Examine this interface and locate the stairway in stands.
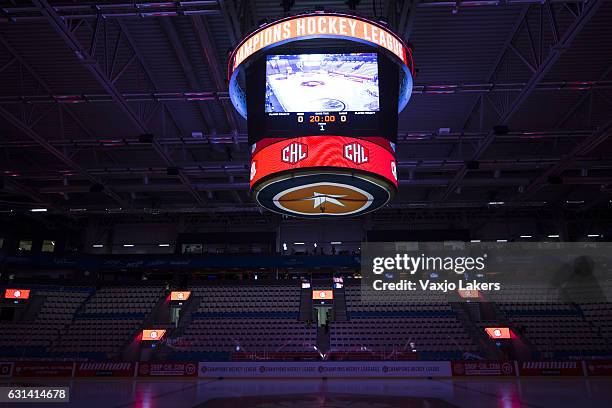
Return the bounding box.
[298,287,313,322]
[451,302,501,359]
[333,285,348,322]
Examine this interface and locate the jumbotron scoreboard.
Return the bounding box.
[228,12,415,218]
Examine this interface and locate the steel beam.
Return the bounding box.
[460,6,530,131]
[1,1,592,23]
[33,0,207,206]
[0,129,597,150]
[520,118,612,199]
[2,177,52,206]
[398,0,420,39]
[1,79,609,105]
[7,155,612,179]
[441,0,603,201]
[0,105,128,207]
[191,15,239,133]
[158,17,217,134]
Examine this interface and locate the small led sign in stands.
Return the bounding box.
[485,327,511,339]
[5,289,30,300]
[142,329,166,341]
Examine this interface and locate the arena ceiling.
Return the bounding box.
[0,0,611,221]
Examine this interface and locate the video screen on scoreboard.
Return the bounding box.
[247,49,398,143]
[265,53,379,113]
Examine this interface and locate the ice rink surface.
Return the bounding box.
[2,378,612,407]
[267,72,379,112]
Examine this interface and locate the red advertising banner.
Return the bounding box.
[13,362,74,377]
[138,362,198,377]
[519,361,584,376]
[584,360,612,376]
[75,362,135,377]
[0,362,13,377]
[452,361,516,376]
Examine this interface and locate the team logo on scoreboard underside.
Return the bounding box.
[281,142,308,164]
[272,182,373,216]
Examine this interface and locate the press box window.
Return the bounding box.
[182,243,202,254]
[42,240,56,253]
[18,240,32,252]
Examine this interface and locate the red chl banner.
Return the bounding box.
[75,362,135,377]
[250,136,397,189]
[485,327,511,339]
[452,361,516,376]
[13,362,74,377]
[519,361,584,376]
[138,362,198,377]
[584,361,612,376]
[4,289,30,300]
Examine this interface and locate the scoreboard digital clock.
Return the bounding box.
[228,12,415,218]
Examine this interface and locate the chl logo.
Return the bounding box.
[344,142,369,165]
[282,142,308,164]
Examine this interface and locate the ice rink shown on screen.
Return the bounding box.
[265,53,379,113]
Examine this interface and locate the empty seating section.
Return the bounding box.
[331,317,477,355]
[51,319,142,358]
[581,303,612,340]
[499,302,611,355]
[509,316,606,354]
[51,286,163,358]
[192,284,300,315]
[178,284,315,354]
[344,285,455,315]
[82,286,161,315]
[179,318,316,353]
[337,285,476,358]
[0,287,91,355]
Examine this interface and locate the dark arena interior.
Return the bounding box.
[1,1,612,407]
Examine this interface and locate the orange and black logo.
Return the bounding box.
[254,173,393,218]
[273,183,372,216]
